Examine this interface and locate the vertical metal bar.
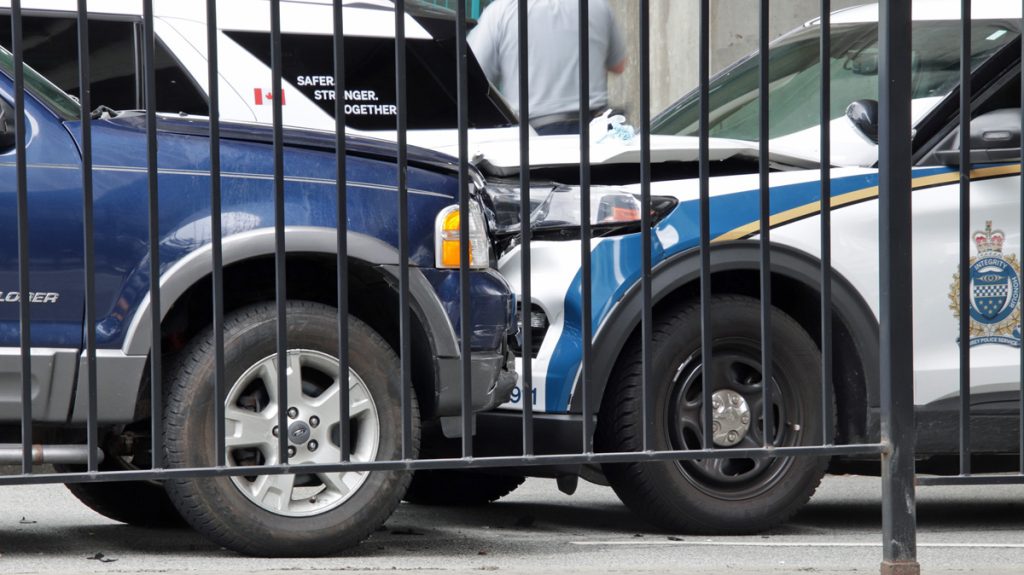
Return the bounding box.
[395,0,413,460]
[11,0,31,474]
[207,0,226,468]
[819,0,833,445]
[639,0,653,452]
[698,0,713,450]
[142,0,163,470]
[270,0,289,465]
[579,0,593,454]
[76,0,98,473]
[517,0,534,457]
[1019,0,1024,477]
[878,0,919,571]
[132,25,143,108]
[957,0,972,477]
[456,0,473,455]
[757,0,772,449]
[333,0,350,463]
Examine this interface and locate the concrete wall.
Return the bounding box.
[606,0,866,122]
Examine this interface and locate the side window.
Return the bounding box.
[0,15,207,116]
[153,40,208,116]
[0,16,138,111]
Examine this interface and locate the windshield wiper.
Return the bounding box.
[90,105,120,120]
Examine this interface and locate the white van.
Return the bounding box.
[0,0,517,148]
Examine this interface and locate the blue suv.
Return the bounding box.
[0,48,516,556]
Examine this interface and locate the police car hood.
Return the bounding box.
[472,134,821,176]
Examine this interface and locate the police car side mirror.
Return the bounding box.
[0,98,15,151]
[935,108,1022,167]
[846,99,879,144]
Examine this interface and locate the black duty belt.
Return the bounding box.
[530,108,605,129]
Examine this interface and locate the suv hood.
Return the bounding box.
[107,112,461,175]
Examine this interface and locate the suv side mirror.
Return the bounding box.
[846,99,879,144]
[0,98,14,151]
[934,108,1022,166]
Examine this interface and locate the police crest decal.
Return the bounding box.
[949,220,1023,347]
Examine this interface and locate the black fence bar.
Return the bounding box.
[638,0,653,452]
[918,473,1024,486]
[578,0,593,454]
[11,0,30,474]
[270,0,289,465]
[76,0,98,473]
[957,0,972,477]
[757,0,772,450]
[142,0,163,471]
[0,0,941,568]
[819,0,833,446]
[394,0,413,461]
[206,0,226,469]
[1020,0,1024,476]
[0,442,889,487]
[333,0,350,463]
[517,0,533,457]
[878,0,919,571]
[455,0,473,453]
[698,0,712,450]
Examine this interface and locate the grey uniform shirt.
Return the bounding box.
[468,0,626,120]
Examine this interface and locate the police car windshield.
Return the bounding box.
[651,19,1020,141]
[0,45,80,120]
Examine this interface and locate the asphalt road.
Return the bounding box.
[1,472,1023,574]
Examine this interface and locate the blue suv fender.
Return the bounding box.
[69,226,460,423]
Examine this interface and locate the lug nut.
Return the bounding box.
[731,395,741,406]
[741,414,750,425]
[712,398,722,409]
[287,446,297,458]
[712,421,721,433]
[272,426,280,437]
[727,431,739,442]
[287,407,299,419]
[308,440,319,452]
[309,416,320,428]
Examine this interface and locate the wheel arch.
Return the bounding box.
[570,241,879,445]
[120,226,457,421]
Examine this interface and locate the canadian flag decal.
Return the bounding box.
[254,88,286,106]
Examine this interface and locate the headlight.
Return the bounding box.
[484,182,678,235]
[435,200,491,269]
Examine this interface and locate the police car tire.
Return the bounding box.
[597,295,830,534]
[403,470,526,506]
[163,301,418,557]
[56,461,185,528]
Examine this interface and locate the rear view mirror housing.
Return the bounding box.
[846,99,879,144]
[934,108,1022,166]
[0,98,15,151]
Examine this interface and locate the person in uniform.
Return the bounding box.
[469,0,627,135]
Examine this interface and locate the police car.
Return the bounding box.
[0,0,516,148]
[438,0,1024,533]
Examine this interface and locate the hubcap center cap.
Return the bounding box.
[288,420,311,445]
[711,389,750,447]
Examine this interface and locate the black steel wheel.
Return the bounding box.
[597,295,830,534]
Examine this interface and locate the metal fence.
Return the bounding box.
[4,0,1023,573]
